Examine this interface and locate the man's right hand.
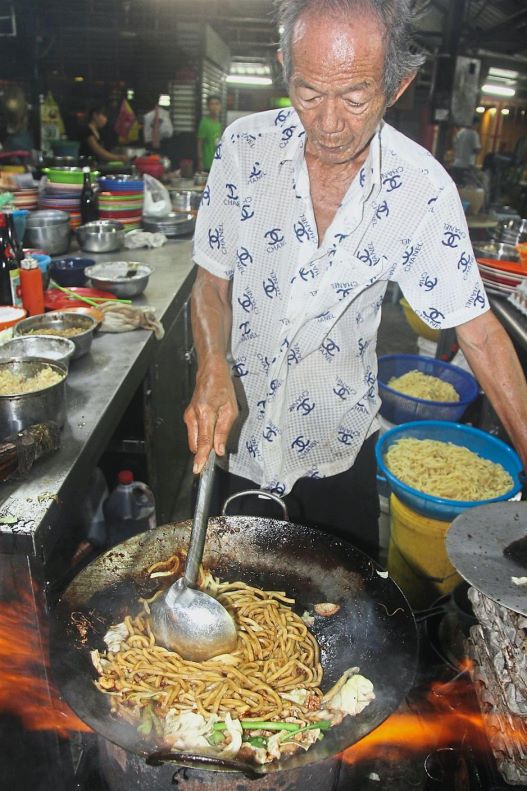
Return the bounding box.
[184,358,238,474]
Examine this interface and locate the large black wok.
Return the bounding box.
[51,512,418,776]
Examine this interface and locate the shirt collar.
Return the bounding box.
[279,111,383,203]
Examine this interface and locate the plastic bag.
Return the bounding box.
[143,174,171,217]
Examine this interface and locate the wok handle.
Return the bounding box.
[184,450,216,588]
[222,489,289,521]
[145,750,264,779]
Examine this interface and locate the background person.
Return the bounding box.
[78,105,128,162]
[196,95,223,173]
[185,0,527,559]
[453,116,481,169]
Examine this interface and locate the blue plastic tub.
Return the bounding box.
[375,420,523,522]
[378,354,479,424]
[49,257,94,287]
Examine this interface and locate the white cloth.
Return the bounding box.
[143,106,173,145]
[453,127,481,167]
[193,109,489,495]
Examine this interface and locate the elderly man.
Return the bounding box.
[185,0,527,557]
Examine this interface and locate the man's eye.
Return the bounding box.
[346,99,366,108]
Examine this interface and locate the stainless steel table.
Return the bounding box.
[0,240,195,567]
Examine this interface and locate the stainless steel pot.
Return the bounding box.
[0,335,76,369]
[14,312,98,360]
[76,220,125,253]
[0,357,67,439]
[24,210,71,256]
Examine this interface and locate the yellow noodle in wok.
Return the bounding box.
[384,437,513,500]
[94,557,323,723]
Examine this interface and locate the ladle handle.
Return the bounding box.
[184,449,216,588]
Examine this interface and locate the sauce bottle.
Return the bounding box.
[80,167,98,224]
[20,257,45,316]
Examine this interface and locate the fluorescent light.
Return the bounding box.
[481,84,516,97]
[226,75,273,86]
[74,76,84,82]
[501,108,510,115]
[158,94,170,107]
[476,106,485,113]
[488,67,519,80]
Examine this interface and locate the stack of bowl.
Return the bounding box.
[39,167,99,230]
[12,187,39,211]
[97,175,144,231]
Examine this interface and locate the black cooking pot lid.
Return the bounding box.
[446,502,527,616]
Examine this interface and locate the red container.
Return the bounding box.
[135,156,164,179]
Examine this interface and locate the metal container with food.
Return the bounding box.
[0,335,76,369]
[13,311,98,359]
[24,210,71,256]
[52,504,418,780]
[0,357,67,439]
[76,220,125,253]
[84,261,152,298]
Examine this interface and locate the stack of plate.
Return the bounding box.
[142,212,195,237]
[39,181,82,229]
[477,256,527,296]
[13,187,38,211]
[97,176,144,231]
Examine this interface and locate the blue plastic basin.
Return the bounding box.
[378,354,479,424]
[375,420,523,522]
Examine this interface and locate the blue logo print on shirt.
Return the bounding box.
[214,142,222,160]
[442,230,461,249]
[419,274,438,292]
[225,183,239,203]
[241,201,255,221]
[383,173,403,192]
[232,361,249,378]
[238,290,257,313]
[201,185,211,206]
[423,307,446,324]
[236,247,253,269]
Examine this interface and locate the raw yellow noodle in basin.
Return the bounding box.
[90,554,375,765]
[385,438,513,500]
[388,370,459,402]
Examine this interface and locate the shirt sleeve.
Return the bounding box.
[392,182,490,329]
[192,131,240,280]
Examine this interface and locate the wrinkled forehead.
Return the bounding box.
[291,7,387,73]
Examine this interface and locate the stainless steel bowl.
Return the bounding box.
[169,189,201,212]
[0,357,67,439]
[24,210,71,256]
[84,261,152,298]
[14,312,98,359]
[0,335,76,369]
[75,220,125,253]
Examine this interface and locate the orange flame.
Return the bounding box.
[0,586,90,736]
[344,672,527,765]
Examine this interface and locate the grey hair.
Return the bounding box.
[274,0,426,101]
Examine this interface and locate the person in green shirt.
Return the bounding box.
[196,95,223,172]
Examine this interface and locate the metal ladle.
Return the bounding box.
[149,450,237,661]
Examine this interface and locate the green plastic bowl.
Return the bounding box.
[43,167,99,184]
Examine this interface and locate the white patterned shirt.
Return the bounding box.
[192,109,489,495]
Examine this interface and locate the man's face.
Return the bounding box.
[208,99,222,118]
[288,9,394,166]
[94,111,108,129]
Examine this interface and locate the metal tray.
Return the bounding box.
[142,212,195,237]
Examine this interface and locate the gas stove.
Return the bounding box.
[0,551,525,791]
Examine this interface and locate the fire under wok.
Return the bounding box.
[51,513,418,776]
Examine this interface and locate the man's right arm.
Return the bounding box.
[183,266,238,473]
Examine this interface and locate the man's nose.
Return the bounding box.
[318,97,345,134]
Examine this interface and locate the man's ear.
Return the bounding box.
[387,72,416,107]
